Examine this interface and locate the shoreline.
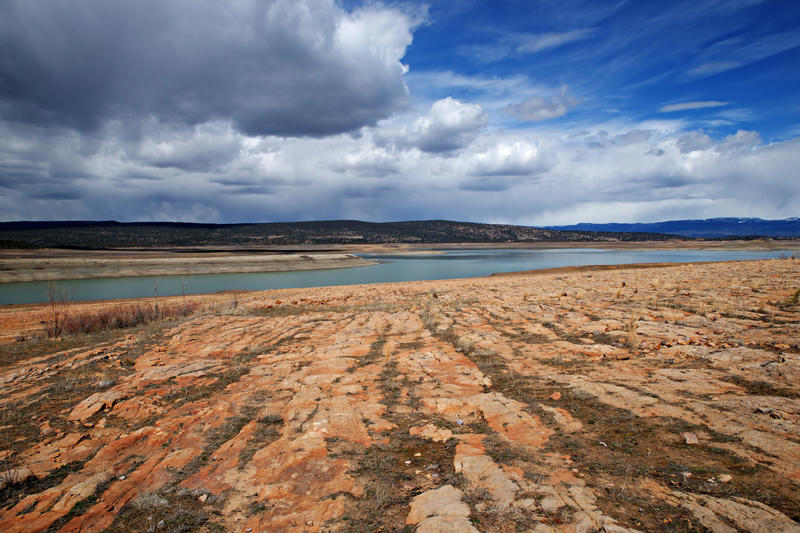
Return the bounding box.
[0,253,377,283]
[1,239,797,283]
[2,255,792,310]
[489,259,735,277]
[2,253,797,308]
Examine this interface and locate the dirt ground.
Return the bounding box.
[0,258,798,532]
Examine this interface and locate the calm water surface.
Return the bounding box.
[1,248,794,305]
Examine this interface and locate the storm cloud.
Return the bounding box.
[0,0,415,137]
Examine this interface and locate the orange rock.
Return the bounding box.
[410,424,454,443]
[67,391,125,421]
[406,485,471,525]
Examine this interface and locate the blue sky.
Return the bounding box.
[406,0,800,139]
[0,0,798,224]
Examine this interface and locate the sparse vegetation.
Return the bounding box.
[238,414,283,468]
[625,317,639,348]
[44,282,73,338]
[50,301,199,337]
[789,286,800,306]
[455,336,474,354]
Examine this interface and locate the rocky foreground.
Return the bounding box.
[0,259,799,532]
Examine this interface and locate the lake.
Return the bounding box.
[1,248,794,305]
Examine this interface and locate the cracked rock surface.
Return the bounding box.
[0,258,799,532]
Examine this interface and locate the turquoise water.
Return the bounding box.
[1,248,794,305]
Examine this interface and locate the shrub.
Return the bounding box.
[44,282,73,338]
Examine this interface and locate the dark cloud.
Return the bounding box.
[0,0,415,137]
[208,175,290,196]
[123,171,165,182]
[217,185,278,196]
[209,178,266,188]
[136,123,242,171]
[655,176,694,189]
[0,163,49,185]
[458,178,510,192]
[339,183,396,199]
[335,162,400,178]
[28,189,83,201]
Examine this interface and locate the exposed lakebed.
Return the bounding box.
[1,247,795,305]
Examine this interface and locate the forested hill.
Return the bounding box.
[0,220,684,248]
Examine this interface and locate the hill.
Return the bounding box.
[546,217,800,238]
[0,220,683,248]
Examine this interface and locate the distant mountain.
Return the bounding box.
[0,219,683,248]
[546,217,800,238]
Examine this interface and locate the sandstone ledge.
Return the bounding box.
[0,258,798,532]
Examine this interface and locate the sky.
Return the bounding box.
[1,0,799,225]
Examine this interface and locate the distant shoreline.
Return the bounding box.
[0,253,377,283]
[1,239,797,283]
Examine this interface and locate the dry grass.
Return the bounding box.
[789,287,800,306]
[625,318,639,348]
[456,336,474,354]
[49,302,199,337]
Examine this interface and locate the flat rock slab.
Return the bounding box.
[407,484,472,525]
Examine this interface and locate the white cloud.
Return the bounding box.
[676,131,715,153]
[455,28,595,63]
[466,140,552,177]
[688,31,800,77]
[688,61,742,76]
[331,145,400,178]
[660,101,728,112]
[505,86,580,122]
[718,129,762,151]
[377,97,488,153]
[516,29,595,54]
[713,108,755,122]
[1,106,798,226]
